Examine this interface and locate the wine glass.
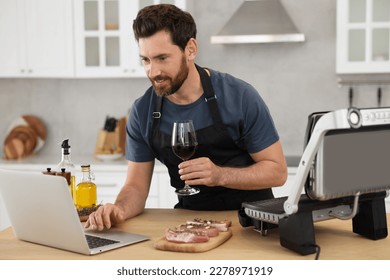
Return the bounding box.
[171,120,199,196]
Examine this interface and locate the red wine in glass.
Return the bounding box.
[173,144,196,160]
[172,120,199,196]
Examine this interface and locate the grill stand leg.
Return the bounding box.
[352,198,388,240]
[278,211,317,255]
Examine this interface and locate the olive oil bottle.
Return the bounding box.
[74,164,97,209]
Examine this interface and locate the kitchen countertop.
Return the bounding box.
[0,154,167,172]
[0,154,301,167]
[1,208,389,260]
[0,154,127,169]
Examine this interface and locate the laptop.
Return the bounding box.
[0,169,149,255]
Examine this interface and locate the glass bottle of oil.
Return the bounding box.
[74,164,97,209]
[57,139,75,171]
[57,139,77,198]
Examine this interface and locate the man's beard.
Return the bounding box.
[150,56,188,97]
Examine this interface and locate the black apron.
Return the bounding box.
[150,65,273,210]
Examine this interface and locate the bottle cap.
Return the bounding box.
[61,139,71,155]
[81,164,91,172]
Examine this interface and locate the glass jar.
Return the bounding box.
[74,164,97,209]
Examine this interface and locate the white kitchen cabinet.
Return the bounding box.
[73,0,141,77]
[73,0,186,78]
[0,0,74,77]
[139,0,185,9]
[337,0,390,73]
[93,165,177,208]
[0,195,10,231]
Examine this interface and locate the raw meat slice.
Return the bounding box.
[165,228,209,243]
[176,223,219,237]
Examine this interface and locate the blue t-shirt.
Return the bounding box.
[126,68,279,162]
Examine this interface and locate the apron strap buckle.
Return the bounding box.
[152,112,161,118]
[205,95,217,102]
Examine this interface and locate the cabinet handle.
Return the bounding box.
[28,69,33,73]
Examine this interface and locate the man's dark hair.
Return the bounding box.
[133,4,197,51]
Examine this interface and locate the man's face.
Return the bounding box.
[139,30,189,97]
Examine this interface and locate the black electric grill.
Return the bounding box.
[239,107,390,256]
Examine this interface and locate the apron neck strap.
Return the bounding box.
[195,64,224,128]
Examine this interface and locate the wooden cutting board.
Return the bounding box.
[154,230,232,253]
[3,115,46,160]
[3,125,37,159]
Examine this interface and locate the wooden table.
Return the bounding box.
[0,209,389,260]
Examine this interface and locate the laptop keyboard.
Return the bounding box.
[85,234,120,249]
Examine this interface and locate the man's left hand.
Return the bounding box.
[178,157,222,187]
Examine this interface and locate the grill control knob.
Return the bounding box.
[349,112,359,124]
[348,108,362,128]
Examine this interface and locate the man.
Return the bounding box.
[86,4,287,231]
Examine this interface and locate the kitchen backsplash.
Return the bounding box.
[0,78,150,156]
[1,0,389,159]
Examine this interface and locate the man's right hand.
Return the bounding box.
[84,203,125,231]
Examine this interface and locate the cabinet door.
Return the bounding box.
[156,170,178,208]
[24,0,74,77]
[0,0,74,78]
[138,0,186,10]
[93,171,126,204]
[74,0,144,77]
[0,194,11,231]
[337,0,390,73]
[73,0,186,78]
[0,0,26,76]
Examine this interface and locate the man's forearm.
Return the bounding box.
[115,186,147,220]
[217,161,287,190]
